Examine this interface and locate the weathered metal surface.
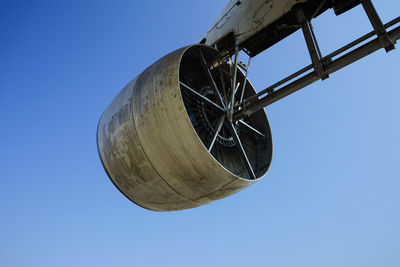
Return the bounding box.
[97,44,273,211]
[204,0,307,48]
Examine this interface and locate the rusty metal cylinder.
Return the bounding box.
[97,45,273,211]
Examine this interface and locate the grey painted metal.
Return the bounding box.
[204,0,307,49]
[97,44,273,211]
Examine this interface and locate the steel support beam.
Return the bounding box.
[296,7,329,80]
[242,16,400,105]
[361,0,395,52]
[234,23,400,121]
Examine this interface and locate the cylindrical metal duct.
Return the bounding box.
[97,44,273,211]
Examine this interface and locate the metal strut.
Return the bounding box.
[361,0,395,52]
[296,7,329,80]
[234,2,399,121]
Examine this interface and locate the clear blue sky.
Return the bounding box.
[1,1,399,266]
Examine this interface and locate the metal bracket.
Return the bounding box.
[296,7,329,80]
[361,0,395,52]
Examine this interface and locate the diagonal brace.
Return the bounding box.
[361,0,395,52]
